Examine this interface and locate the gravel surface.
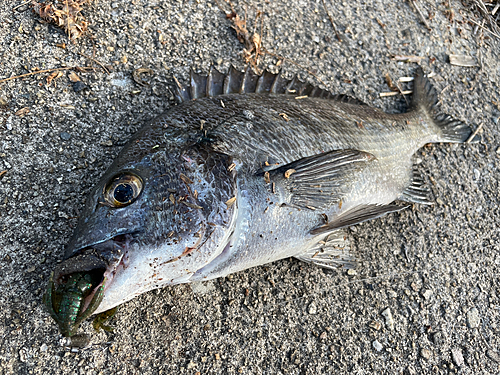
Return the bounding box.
[1,0,499,374]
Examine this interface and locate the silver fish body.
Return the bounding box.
[45,67,477,335]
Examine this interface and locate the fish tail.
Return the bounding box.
[411,67,479,143]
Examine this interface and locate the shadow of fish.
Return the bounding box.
[44,66,478,336]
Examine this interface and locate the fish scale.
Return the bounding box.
[44,66,478,336]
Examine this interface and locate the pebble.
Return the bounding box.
[387,290,397,298]
[19,348,27,362]
[451,348,464,367]
[432,331,445,347]
[381,308,394,330]
[40,343,48,352]
[466,307,480,328]
[369,321,381,330]
[496,146,500,154]
[101,140,113,146]
[60,132,71,141]
[347,269,357,276]
[372,340,383,352]
[420,348,431,360]
[73,81,87,92]
[422,289,432,300]
[486,349,500,363]
[473,168,480,180]
[308,302,317,314]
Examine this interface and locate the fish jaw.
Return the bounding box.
[45,234,133,335]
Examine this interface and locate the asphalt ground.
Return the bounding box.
[0,0,499,374]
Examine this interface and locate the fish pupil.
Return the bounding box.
[114,183,134,203]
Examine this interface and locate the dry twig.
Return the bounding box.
[410,0,431,30]
[321,0,342,42]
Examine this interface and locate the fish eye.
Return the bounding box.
[104,173,143,208]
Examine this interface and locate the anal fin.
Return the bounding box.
[295,230,355,270]
[399,167,432,205]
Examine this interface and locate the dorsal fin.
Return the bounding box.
[173,66,367,105]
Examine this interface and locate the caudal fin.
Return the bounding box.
[411,67,479,143]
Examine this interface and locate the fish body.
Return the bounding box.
[45,67,477,335]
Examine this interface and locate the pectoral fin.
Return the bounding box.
[311,203,410,235]
[267,149,375,210]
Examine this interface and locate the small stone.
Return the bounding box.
[451,348,464,367]
[372,340,383,352]
[347,269,357,276]
[60,132,71,140]
[420,348,432,360]
[187,361,196,370]
[387,290,397,298]
[19,348,27,362]
[422,289,432,300]
[436,197,445,205]
[496,146,500,154]
[432,331,445,347]
[486,349,500,363]
[473,169,480,180]
[73,81,87,92]
[466,307,480,328]
[369,321,381,330]
[319,331,327,340]
[101,140,113,147]
[308,302,317,314]
[40,343,48,352]
[214,353,220,360]
[381,308,394,330]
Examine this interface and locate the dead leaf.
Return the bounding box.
[264,171,270,184]
[449,54,477,67]
[132,68,154,86]
[32,1,91,41]
[15,107,30,117]
[181,201,203,210]
[46,70,63,86]
[284,169,296,179]
[390,55,424,63]
[225,197,237,208]
[180,173,193,185]
[68,71,81,82]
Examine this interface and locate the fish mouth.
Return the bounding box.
[51,233,135,315]
[76,234,134,312]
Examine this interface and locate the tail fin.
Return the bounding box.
[411,67,479,143]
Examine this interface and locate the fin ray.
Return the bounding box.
[411,67,478,143]
[267,149,375,210]
[311,203,410,235]
[295,230,356,270]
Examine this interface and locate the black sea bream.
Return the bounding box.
[44,66,478,336]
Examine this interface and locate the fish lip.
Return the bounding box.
[77,233,135,313]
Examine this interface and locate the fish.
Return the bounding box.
[44,66,478,336]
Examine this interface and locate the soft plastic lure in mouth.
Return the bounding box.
[43,271,106,337]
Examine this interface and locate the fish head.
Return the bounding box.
[45,124,237,335]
